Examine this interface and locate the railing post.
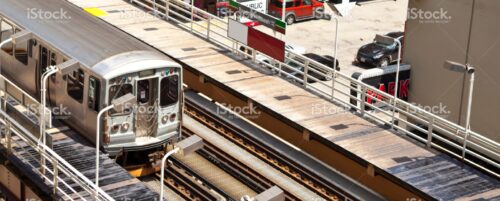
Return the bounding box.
[207,17,211,40]
[5,121,11,155]
[391,97,398,129]
[427,117,434,148]
[360,86,366,117]
[462,128,470,161]
[234,41,239,55]
[278,61,282,76]
[331,71,336,100]
[165,0,170,20]
[52,158,59,197]
[153,0,157,14]
[303,60,309,88]
[252,48,256,63]
[190,0,194,32]
[3,94,8,113]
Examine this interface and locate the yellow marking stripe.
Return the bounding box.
[83,7,108,17]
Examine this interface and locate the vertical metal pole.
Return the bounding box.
[278,61,282,76]
[391,40,402,129]
[462,69,474,160]
[207,17,211,40]
[53,158,59,197]
[303,60,309,87]
[153,0,157,14]
[252,48,256,63]
[281,0,286,23]
[331,18,339,100]
[5,121,11,155]
[95,105,114,199]
[280,0,286,42]
[160,147,180,201]
[40,67,57,176]
[191,0,195,32]
[427,117,434,148]
[166,0,170,20]
[360,86,366,116]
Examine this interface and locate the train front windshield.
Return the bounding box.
[160,75,179,107]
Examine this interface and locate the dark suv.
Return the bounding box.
[356,32,404,67]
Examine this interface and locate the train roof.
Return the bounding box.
[0,0,157,68]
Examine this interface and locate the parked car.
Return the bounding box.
[239,17,261,27]
[356,32,404,67]
[268,0,329,25]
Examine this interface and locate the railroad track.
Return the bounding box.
[154,154,227,201]
[184,94,354,201]
[182,128,300,201]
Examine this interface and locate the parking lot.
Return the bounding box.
[256,0,408,76]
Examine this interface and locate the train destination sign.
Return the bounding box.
[229,0,286,34]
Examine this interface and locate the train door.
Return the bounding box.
[135,77,158,138]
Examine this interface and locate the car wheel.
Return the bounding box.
[379,58,389,67]
[286,15,295,25]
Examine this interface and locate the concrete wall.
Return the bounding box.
[404,0,500,143]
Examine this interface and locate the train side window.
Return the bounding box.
[0,21,13,55]
[67,69,85,103]
[160,75,179,107]
[50,52,57,66]
[88,76,100,111]
[28,39,36,58]
[109,84,133,115]
[14,32,29,65]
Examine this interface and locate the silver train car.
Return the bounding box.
[0,0,182,156]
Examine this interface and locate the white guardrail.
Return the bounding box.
[0,75,114,201]
[132,0,499,177]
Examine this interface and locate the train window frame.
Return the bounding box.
[66,69,85,103]
[14,29,29,65]
[160,75,179,107]
[0,20,14,56]
[28,39,36,58]
[50,52,57,66]
[108,83,134,115]
[88,76,100,112]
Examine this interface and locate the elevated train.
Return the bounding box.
[0,0,183,156]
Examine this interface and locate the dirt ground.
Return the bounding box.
[258,0,409,76]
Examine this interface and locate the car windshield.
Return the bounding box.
[374,40,396,49]
[283,61,303,74]
[272,0,293,8]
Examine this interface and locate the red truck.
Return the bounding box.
[269,0,328,25]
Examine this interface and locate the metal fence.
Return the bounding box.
[0,74,113,201]
[131,0,498,177]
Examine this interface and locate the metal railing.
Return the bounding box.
[0,75,114,200]
[0,75,52,128]
[130,0,499,177]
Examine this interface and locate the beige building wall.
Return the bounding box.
[404,0,500,143]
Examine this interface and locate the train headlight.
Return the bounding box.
[111,124,120,134]
[169,113,177,122]
[161,115,168,124]
[121,123,130,132]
